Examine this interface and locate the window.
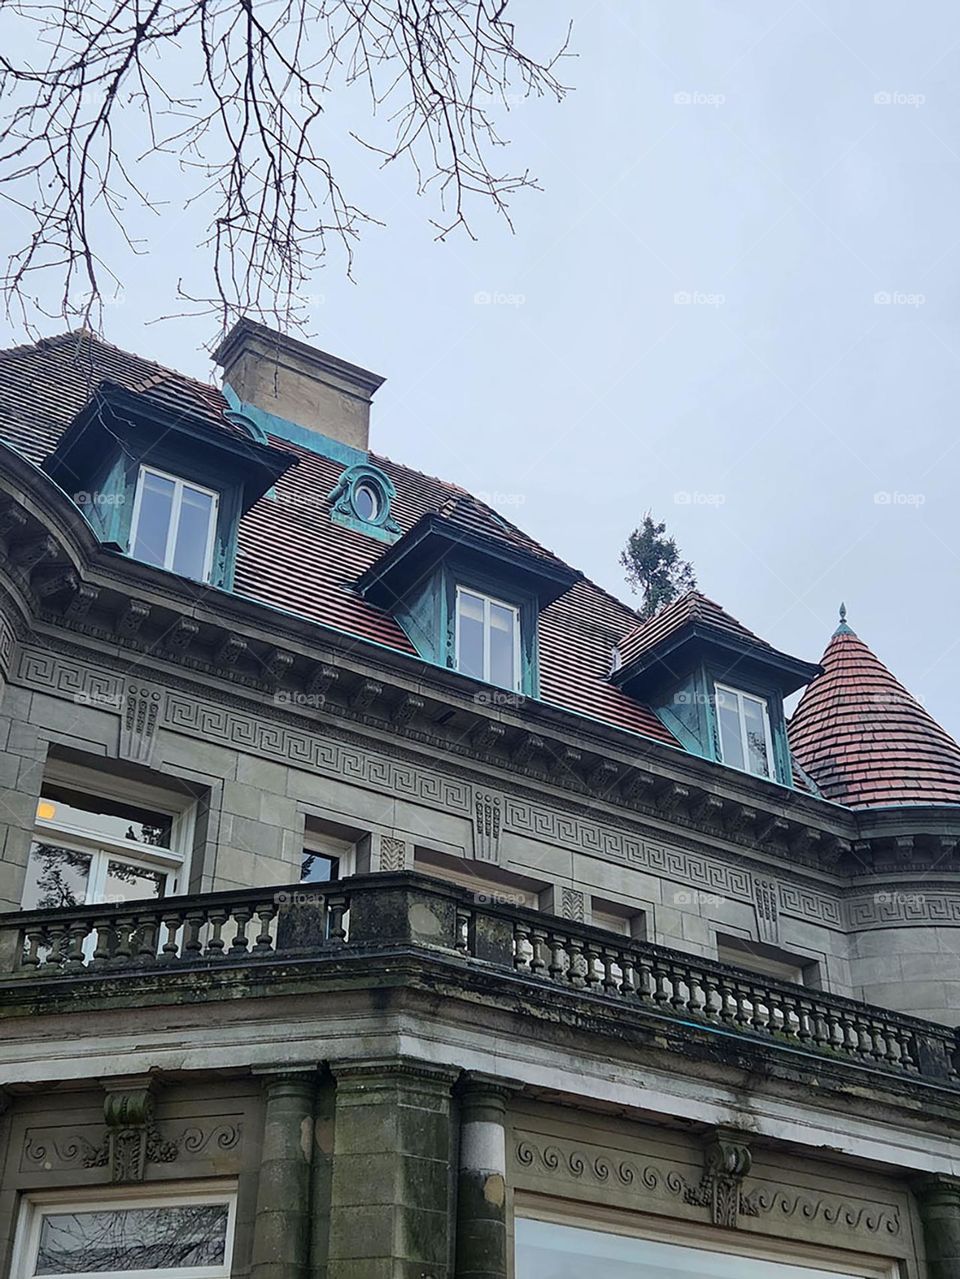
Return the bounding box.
[130,465,219,582]
[456,587,521,690]
[12,1186,235,1279]
[515,1216,891,1279]
[717,934,819,988]
[352,481,381,523]
[714,683,775,778]
[22,772,191,912]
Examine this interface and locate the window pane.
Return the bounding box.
[38,786,172,848]
[743,694,771,778]
[715,689,745,771]
[515,1218,864,1279]
[132,470,175,567]
[22,844,92,910]
[35,1203,229,1274]
[172,484,215,580]
[457,591,485,680]
[103,859,167,904]
[489,602,517,689]
[301,852,339,883]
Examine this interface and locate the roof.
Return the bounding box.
[788,615,960,808]
[617,590,773,668]
[0,330,675,747]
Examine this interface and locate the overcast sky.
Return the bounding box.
[5,1,960,737]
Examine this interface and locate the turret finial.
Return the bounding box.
[833,601,854,637]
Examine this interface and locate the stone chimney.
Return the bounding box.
[213,319,385,453]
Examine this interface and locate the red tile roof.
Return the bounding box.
[0,331,675,747]
[788,618,960,808]
[617,590,773,668]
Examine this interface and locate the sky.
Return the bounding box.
[4,1,960,737]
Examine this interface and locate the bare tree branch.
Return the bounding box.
[0,0,571,336]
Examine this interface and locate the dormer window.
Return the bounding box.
[130,465,219,582]
[327,463,400,542]
[456,587,521,690]
[715,683,775,779]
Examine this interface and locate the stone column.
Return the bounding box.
[455,1076,514,1279]
[251,1071,317,1279]
[915,1175,960,1279]
[327,1058,457,1279]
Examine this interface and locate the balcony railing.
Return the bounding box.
[0,872,957,1087]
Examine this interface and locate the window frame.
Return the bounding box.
[10,1182,237,1279]
[714,681,776,779]
[455,586,522,691]
[24,762,196,910]
[513,1200,900,1279]
[129,464,220,582]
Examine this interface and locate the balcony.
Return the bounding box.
[0,871,957,1088]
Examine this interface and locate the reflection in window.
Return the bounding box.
[715,683,775,779]
[455,587,520,690]
[300,852,339,883]
[32,1203,228,1275]
[21,844,92,910]
[515,1218,867,1279]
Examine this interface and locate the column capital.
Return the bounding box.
[913,1173,960,1209]
[330,1055,460,1092]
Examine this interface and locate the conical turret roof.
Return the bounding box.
[789,607,960,808]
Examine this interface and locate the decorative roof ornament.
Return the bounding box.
[833,601,854,637]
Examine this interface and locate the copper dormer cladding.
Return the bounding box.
[789,606,960,808]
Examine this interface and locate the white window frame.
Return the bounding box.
[129,464,219,582]
[714,682,776,779]
[26,761,196,908]
[10,1182,237,1279]
[455,586,522,691]
[514,1201,900,1279]
[302,828,356,881]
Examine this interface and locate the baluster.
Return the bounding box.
[717,974,735,1024]
[733,982,751,1029]
[111,914,137,966]
[687,970,705,1016]
[183,908,206,961]
[652,960,670,1007]
[869,1021,887,1062]
[567,937,586,989]
[134,915,159,964]
[254,904,277,953]
[635,956,654,1003]
[602,946,621,994]
[877,1025,899,1068]
[780,993,799,1039]
[700,973,720,1021]
[547,932,567,982]
[205,908,228,957]
[326,893,348,942]
[796,998,813,1046]
[897,1029,918,1071]
[750,986,769,1032]
[20,925,44,969]
[455,909,471,954]
[620,950,638,997]
[514,923,531,972]
[229,906,252,954]
[670,964,688,1012]
[824,1008,842,1050]
[159,909,185,962]
[529,927,548,975]
[90,916,114,967]
[41,921,68,970]
[809,1003,830,1051]
[583,941,602,990]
